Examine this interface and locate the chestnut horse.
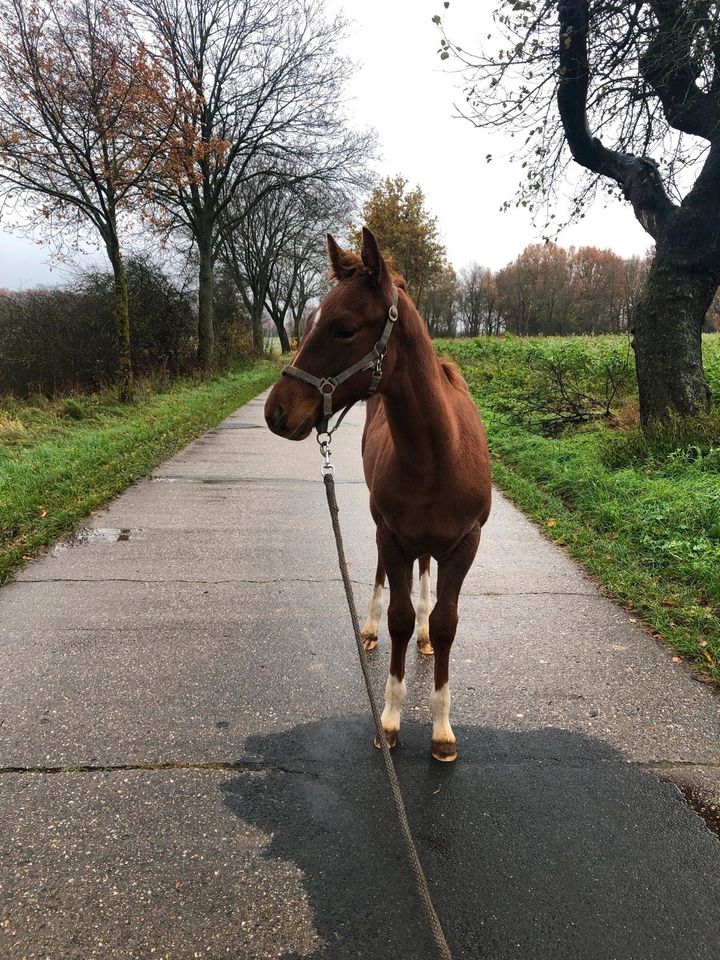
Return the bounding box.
[265,228,491,761]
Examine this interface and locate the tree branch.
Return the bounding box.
[641,0,720,140]
[557,0,677,238]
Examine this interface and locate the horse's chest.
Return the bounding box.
[373,481,479,554]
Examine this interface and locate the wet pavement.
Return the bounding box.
[1,390,720,959]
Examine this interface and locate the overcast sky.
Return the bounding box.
[0,0,651,289]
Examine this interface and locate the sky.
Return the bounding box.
[0,0,652,289]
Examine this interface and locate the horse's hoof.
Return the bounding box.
[417,639,434,656]
[432,740,457,763]
[361,634,378,651]
[374,732,398,750]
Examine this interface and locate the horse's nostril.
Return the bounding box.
[266,404,287,429]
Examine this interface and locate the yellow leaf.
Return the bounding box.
[546,518,557,527]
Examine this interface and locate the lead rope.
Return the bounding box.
[320,447,454,960]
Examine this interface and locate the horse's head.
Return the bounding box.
[265,227,402,441]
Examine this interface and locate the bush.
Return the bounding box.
[443,335,636,434]
[0,257,199,396]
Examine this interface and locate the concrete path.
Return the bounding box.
[1,389,720,960]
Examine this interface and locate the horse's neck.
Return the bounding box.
[381,306,457,475]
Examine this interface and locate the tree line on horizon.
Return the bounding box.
[350,174,719,342]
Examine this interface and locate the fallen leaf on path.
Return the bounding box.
[672,656,682,663]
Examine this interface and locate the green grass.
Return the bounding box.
[438,335,720,683]
[0,362,278,584]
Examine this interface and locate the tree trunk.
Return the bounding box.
[251,298,265,356]
[198,235,214,368]
[108,240,133,403]
[631,252,716,426]
[272,315,291,353]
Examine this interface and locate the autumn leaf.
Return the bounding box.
[546,518,557,527]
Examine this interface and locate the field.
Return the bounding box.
[438,334,720,682]
[0,362,278,584]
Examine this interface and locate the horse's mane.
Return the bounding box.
[439,358,469,393]
[328,247,407,292]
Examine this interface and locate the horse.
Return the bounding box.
[264,227,492,762]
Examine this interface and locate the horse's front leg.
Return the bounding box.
[430,524,481,762]
[374,523,414,749]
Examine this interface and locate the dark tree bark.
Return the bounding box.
[107,233,133,402]
[197,234,215,368]
[557,0,720,425]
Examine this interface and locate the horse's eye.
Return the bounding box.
[335,327,356,340]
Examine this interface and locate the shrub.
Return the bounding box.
[442,335,636,434]
[0,256,204,396]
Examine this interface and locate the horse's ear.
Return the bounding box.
[327,233,355,281]
[361,227,392,298]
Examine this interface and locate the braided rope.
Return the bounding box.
[323,472,453,960]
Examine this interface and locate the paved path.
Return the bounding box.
[2,390,720,959]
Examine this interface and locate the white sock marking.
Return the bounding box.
[381,674,406,734]
[430,682,454,743]
[361,582,384,639]
[415,568,432,644]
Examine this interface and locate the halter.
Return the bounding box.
[282,284,399,436]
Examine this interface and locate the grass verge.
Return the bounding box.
[0,362,278,584]
[438,336,720,684]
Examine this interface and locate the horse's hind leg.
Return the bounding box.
[415,553,433,656]
[430,524,481,763]
[360,549,386,651]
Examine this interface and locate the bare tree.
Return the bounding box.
[439,1,720,424]
[221,167,360,353]
[456,264,500,336]
[424,265,458,338]
[0,0,169,399]
[265,231,328,347]
[133,0,370,366]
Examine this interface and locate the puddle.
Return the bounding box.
[664,777,720,838]
[53,528,144,554]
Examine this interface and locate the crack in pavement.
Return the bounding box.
[2,758,719,776]
[0,760,319,777]
[11,576,597,597]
